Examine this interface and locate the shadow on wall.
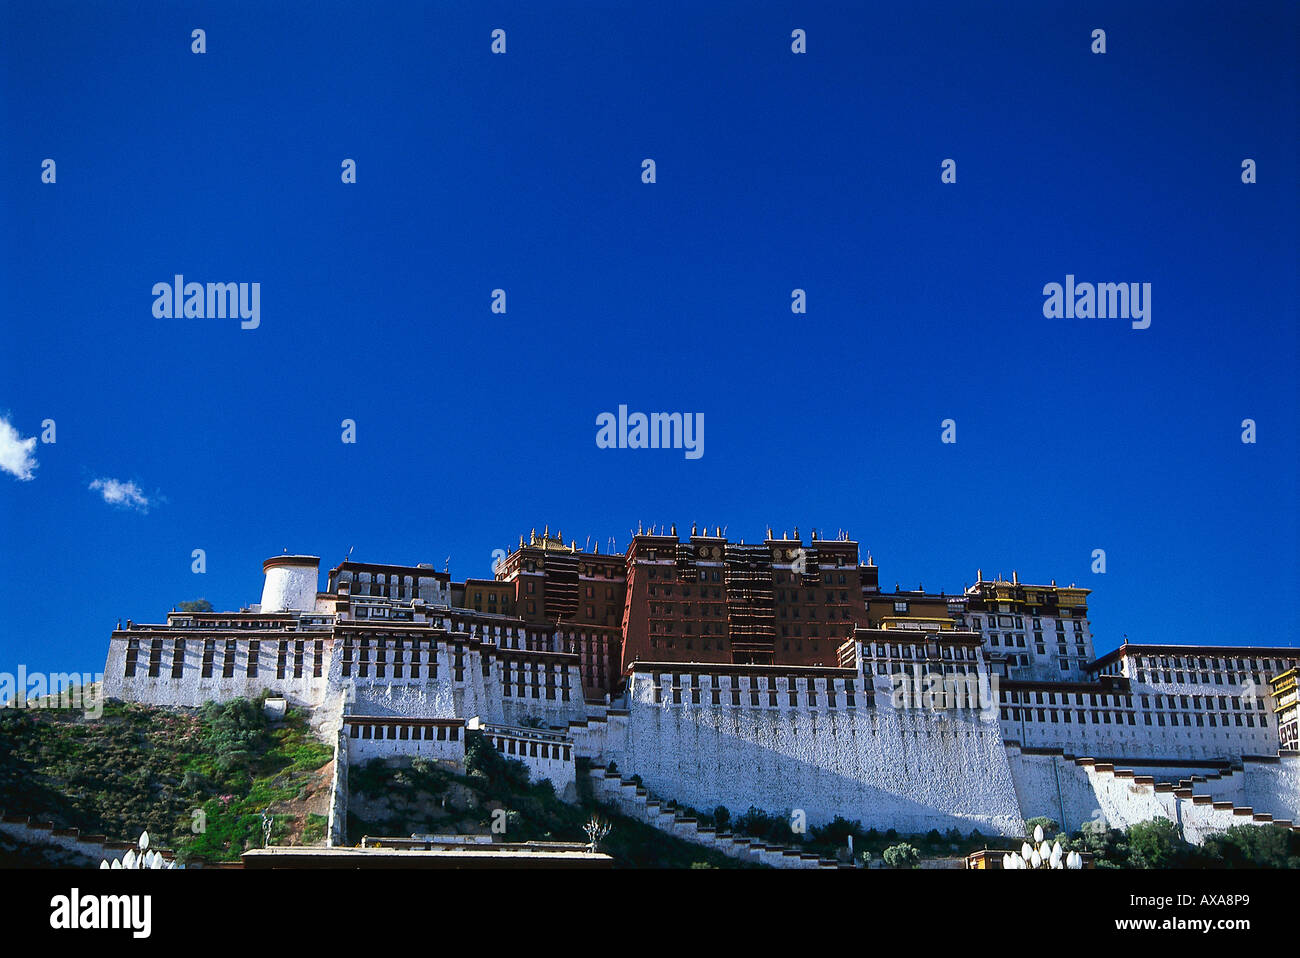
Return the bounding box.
[610,699,1025,836]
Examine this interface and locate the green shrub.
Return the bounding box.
[301,813,328,845]
[464,730,531,795]
[883,843,920,869]
[1201,824,1300,868]
[1126,818,1193,869]
[1024,816,1060,839]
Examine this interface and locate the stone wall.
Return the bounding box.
[102,632,333,712]
[327,727,348,847]
[343,717,467,764]
[470,720,578,800]
[102,618,1300,846]
[1006,745,1300,844]
[600,669,1024,835]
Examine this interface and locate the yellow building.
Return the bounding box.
[1270,667,1298,752]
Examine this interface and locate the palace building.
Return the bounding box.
[1270,667,1299,753]
[98,527,1300,849]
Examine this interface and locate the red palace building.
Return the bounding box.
[617,524,882,669]
[444,524,958,697]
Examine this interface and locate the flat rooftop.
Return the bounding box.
[241,845,613,869]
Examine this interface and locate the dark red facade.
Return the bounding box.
[617,529,873,670]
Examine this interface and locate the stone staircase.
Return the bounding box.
[585,767,843,869]
[1076,758,1297,843]
[1168,764,1244,803]
[563,706,630,765]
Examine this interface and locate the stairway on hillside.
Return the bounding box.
[585,767,844,869]
[1076,758,1297,840]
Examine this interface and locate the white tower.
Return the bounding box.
[260,555,321,613]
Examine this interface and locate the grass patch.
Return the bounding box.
[0,695,333,864]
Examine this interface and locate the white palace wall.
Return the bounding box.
[1000,702,1279,762]
[469,720,578,799]
[1007,746,1300,841]
[343,640,588,730]
[600,668,1025,836]
[343,717,467,764]
[102,631,334,714]
[101,609,1300,845]
[1006,748,1124,834]
[105,629,588,728]
[1243,754,1300,820]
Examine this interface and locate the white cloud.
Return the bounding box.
[0,416,38,481]
[89,478,152,513]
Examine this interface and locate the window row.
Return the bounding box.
[349,723,461,741]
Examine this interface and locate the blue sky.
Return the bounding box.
[1,1,1296,675]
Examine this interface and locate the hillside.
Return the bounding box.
[347,730,749,868]
[0,695,744,867]
[0,691,333,864]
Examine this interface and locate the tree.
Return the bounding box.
[883,843,920,869]
[200,697,269,772]
[584,816,612,852]
[1126,818,1192,869]
[464,730,530,795]
[1058,819,1121,868]
[178,599,214,613]
[733,806,795,845]
[812,815,866,848]
[1023,817,1059,840]
[1201,824,1300,868]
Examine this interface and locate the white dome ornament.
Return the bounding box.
[99,831,184,870]
[1004,829,1081,870]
